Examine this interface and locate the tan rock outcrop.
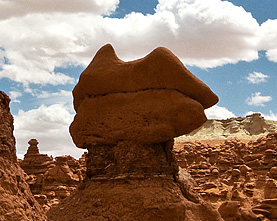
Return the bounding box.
[48,44,220,220]
[0,91,47,221]
[177,113,277,142]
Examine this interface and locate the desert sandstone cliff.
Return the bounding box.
[0,91,47,221]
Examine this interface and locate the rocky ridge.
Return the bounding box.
[176,113,277,142]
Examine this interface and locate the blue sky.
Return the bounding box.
[0,0,276,158]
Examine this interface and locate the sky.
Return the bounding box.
[0,0,276,159]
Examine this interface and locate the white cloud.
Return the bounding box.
[0,47,75,86]
[246,72,269,84]
[246,92,272,106]
[259,19,277,62]
[204,105,236,119]
[0,0,119,19]
[35,89,72,99]
[9,90,22,99]
[266,49,277,63]
[14,103,84,159]
[264,111,277,121]
[9,90,22,103]
[35,90,74,109]
[0,0,268,87]
[0,47,5,65]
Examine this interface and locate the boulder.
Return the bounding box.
[218,201,240,220]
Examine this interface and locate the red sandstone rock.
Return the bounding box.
[264,179,277,199]
[44,156,79,185]
[0,91,16,162]
[20,139,55,176]
[173,131,277,221]
[70,44,218,148]
[48,45,220,220]
[0,91,46,220]
[218,201,241,220]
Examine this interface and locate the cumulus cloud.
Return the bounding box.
[0,0,119,19]
[14,104,84,159]
[246,72,269,84]
[9,90,22,103]
[204,105,236,119]
[25,88,72,101]
[266,49,277,62]
[259,19,277,62]
[246,92,272,106]
[264,111,277,121]
[1,0,274,86]
[33,90,74,109]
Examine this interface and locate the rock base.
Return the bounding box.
[47,178,222,221]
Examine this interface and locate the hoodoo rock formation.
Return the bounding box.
[0,91,47,220]
[20,139,55,176]
[48,44,221,220]
[20,139,85,211]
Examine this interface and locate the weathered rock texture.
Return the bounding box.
[48,44,221,220]
[0,91,47,220]
[173,132,277,220]
[0,91,16,162]
[70,44,218,148]
[176,113,277,142]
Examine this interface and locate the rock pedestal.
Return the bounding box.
[20,139,54,176]
[86,140,178,180]
[47,44,220,220]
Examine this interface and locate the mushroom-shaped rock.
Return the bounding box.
[55,45,222,221]
[70,44,218,148]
